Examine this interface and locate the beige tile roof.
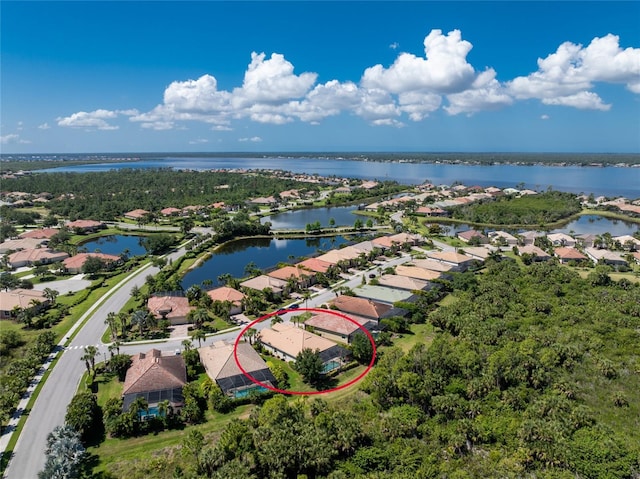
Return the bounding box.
[427,251,475,265]
[305,312,374,336]
[124,209,149,219]
[267,265,313,281]
[122,349,187,395]
[0,289,48,312]
[518,245,550,258]
[8,248,69,266]
[377,274,430,291]
[147,295,194,320]
[259,322,338,358]
[0,237,46,253]
[395,265,442,281]
[410,258,454,272]
[198,341,269,380]
[240,275,287,293]
[207,286,245,306]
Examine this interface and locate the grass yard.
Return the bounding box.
[388,322,436,353]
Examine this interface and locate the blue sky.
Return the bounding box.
[1,1,639,154]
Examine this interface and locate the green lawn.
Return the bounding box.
[387,322,436,353]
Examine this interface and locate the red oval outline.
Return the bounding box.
[233,307,376,395]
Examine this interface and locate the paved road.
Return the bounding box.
[3,239,418,478]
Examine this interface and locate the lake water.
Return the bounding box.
[436,215,638,237]
[181,236,353,289]
[262,206,368,229]
[39,156,640,199]
[79,234,147,257]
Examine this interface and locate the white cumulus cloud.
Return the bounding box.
[445,68,513,115]
[57,109,137,130]
[1,133,30,144]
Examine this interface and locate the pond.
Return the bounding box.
[261,206,369,229]
[79,234,147,257]
[181,235,354,289]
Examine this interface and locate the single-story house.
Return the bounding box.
[547,233,576,248]
[316,248,361,267]
[0,288,49,318]
[160,207,182,217]
[415,206,448,216]
[376,274,430,292]
[199,341,276,397]
[0,237,46,254]
[7,248,69,268]
[584,247,628,267]
[575,234,599,249]
[330,295,394,321]
[65,220,106,233]
[124,209,150,221]
[461,246,494,261]
[206,287,245,315]
[122,349,187,413]
[267,265,316,288]
[305,311,378,344]
[353,284,418,305]
[488,231,518,246]
[250,196,277,205]
[614,235,640,251]
[259,322,349,372]
[458,230,489,244]
[520,231,545,245]
[240,275,288,296]
[410,258,454,273]
[18,228,60,240]
[517,244,551,261]
[632,251,640,265]
[395,264,442,282]
[63,252,121,273]
[297,257,333,274]
[426,251,477,272]
[147,295,195,325]
[554,247,588,264]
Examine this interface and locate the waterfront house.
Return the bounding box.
[519,231,545,245]
[297,257,333,274]
[147,295,195,325]
[267,265,316,289]
[488,231,518,246]
[124,209,150,221]
[206,287,245,315]
[547,233,576,248]
[122,349,186,414]
[63,252,121,273]
[199,341,276,397]
[65,219,106,233]
[240,275,288,297]
[160,207,182,217]
[614,235,640,251]
[457,230,489,244]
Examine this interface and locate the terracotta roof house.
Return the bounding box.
[547,233,576,248]
[395,264,442,281]
[259,322,348,370]
[0,289,49,319]
[377,274,431,291]
[584,247,628,267]
[63,252,121,273]
[416,206,448,216]
[330,295,393,321]
[267,265,316,288]
[279,189,300,200]
[240,275,288,296]
[18,228,60,240]
[305,311,378,344]
[297,257,333,274]
[426,251,477,272]
[7,248,69,268]
[122,349,187,413]
[124,209,150,220]
[206,287,245,315]
[160,207,182,216]
[554,247,588,264]
[457,230,489,244]
[316,248,360,266]
[65,219,105,233]
[147,295,195,325]
[0,237,47,254]
[517,244,551,261]
[199,341,276,397]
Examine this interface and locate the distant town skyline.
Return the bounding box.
[1,1,639,154]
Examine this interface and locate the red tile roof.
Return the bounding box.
[207,287,245,306]
[18,228,60,239]
[330,295,392,320]
[297,257,333,273]
[63,253,120,271]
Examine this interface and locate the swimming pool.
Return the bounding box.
[234,385,269,398]
[322,360,341,374]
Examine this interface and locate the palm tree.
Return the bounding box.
[191,329,206,348]
[188,308,209,330]
[104,312,118,341]
[182,338,193,352]
[271,315,284,326]
[131,310,149,336]
[118,311,129,338]
[84,345,98,376]
[128,396,148,418]
[243,327,258,345]
[107,341,120,361]
[302,290,312,309]
[42,288,59,305]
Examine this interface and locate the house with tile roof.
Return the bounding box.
[457,230,489,244]
[199,341,276,397]
[584,247,628,267]
[240,275,288,296]
[122,349,187,413]
[267,265,316,288]
[259,322,348,371]
[124,209,150,220]
[330,295,394,321]
[517,244,551,262]
[63,253,121,273]
[409,258,454,273]
[147,295,195,325]
[206,287,245,315]
[65,219,105,233]
[18,228,60,240]
[160,207,182,216]
[554,247,588,264]
[297,257,333,274]
[376,274,431,291]
[0,237,46,254]
[395,264,442,281]
[353,284,418,305]
[547,233,576,248]
[488,230,518,246]
[305,311,378,344]
[0,289,49,319]
[426,251,478,272]
[7,248,69,268]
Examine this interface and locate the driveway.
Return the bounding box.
[33,274,92,295]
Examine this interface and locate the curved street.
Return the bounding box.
[3,235,418,479]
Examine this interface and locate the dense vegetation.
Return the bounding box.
[0,170,315,220]
[83,260,639,478]
[448,191,582,225]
